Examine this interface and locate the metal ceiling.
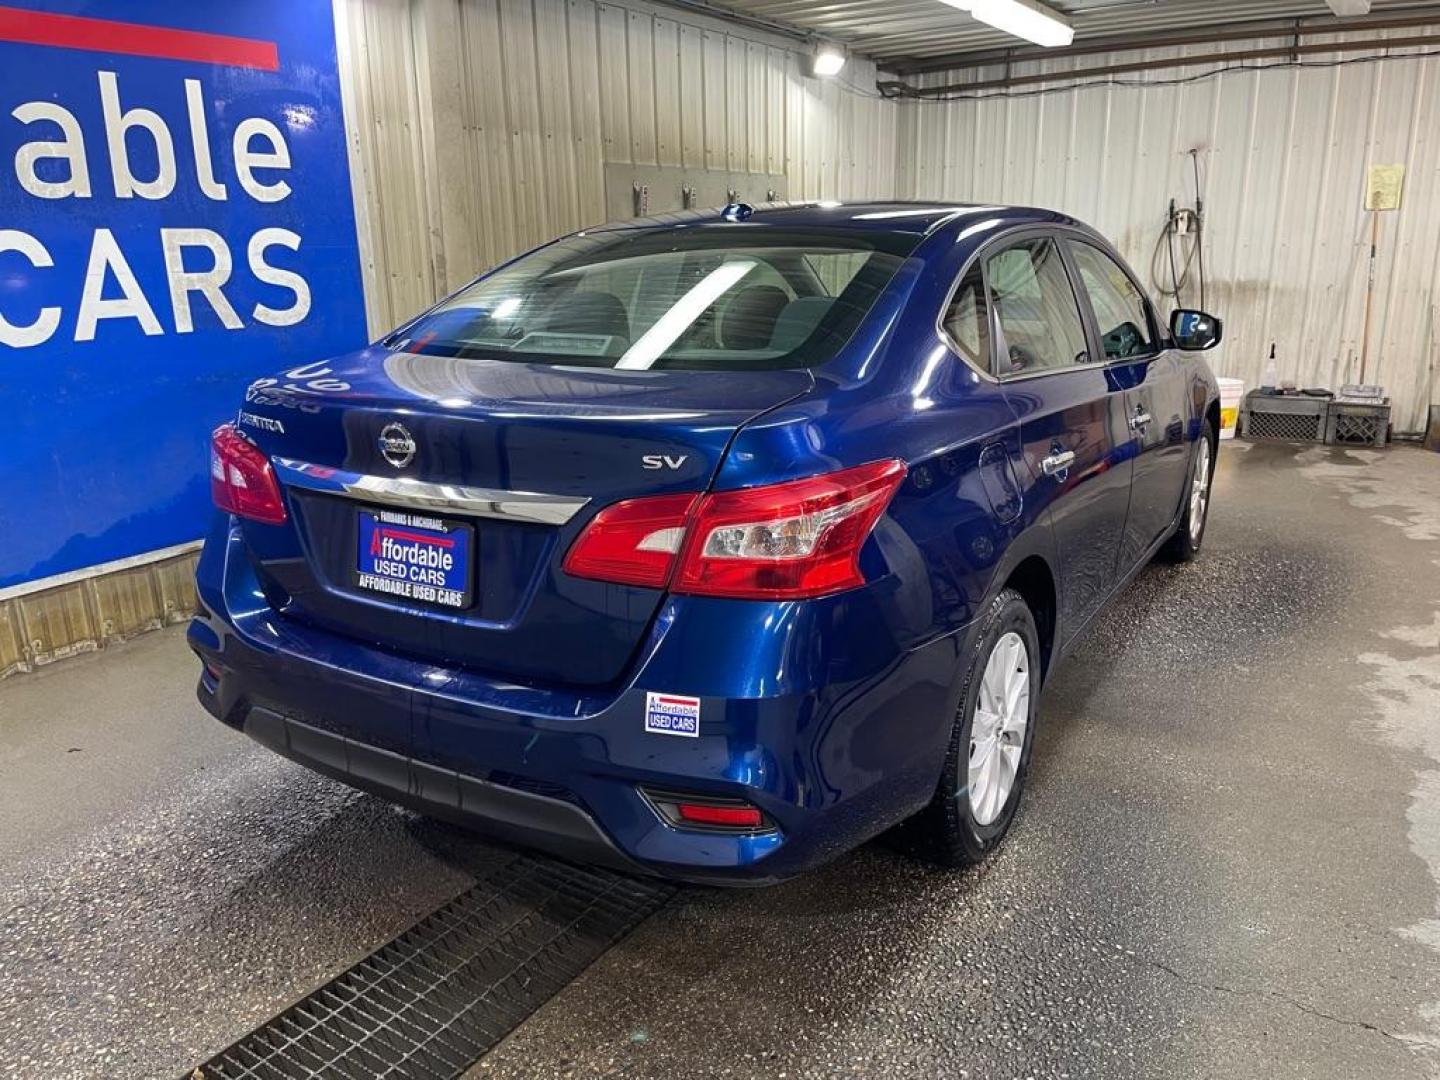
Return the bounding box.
[677,0,1440,70]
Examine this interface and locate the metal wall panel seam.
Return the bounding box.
[332,0,385,339]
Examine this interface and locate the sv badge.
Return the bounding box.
[641,454,689,471]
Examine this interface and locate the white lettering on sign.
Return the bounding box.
[11,100,91,199]
[99,70,177,200]
[163,227,242,333]
[76,228,162,341]
[1,69,309,346]
[183,78,226,201]
[249,228,310,326]
[0,230,61,347]
[233,117,292,203]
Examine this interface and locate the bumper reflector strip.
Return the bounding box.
[677,802,765,828]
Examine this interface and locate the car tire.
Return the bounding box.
[1162,419,1217,563]
[904,587,1041,867]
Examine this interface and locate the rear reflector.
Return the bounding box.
[676,802,765,828]
[640,787,774,832]
[210,423,287,525]
[562,459,906,600]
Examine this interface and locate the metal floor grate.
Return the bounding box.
[189,855,674,1080]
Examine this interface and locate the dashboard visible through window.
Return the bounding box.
[1068,241,1156,361]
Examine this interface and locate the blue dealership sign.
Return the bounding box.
[0,1,367,588]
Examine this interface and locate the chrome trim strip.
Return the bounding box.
[272,458,590,525]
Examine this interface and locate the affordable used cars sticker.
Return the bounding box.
[644,692,700,737]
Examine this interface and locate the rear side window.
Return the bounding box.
[986,237,1090,376]
[1068,241,1155,360]
[388,228,917,371]
[942,264,991,372]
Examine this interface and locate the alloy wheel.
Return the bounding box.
[968,631,1030,827]
[1190,438,1212,543]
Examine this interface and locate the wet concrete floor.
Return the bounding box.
[2,441,1438,1079]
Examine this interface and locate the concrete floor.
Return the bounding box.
[2,441,1439,1079]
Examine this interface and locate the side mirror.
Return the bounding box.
[1170,309,1222,351]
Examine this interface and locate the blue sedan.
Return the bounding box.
[190,201,1222,884]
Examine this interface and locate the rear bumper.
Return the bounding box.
[191,515,974,884]
[230,701,647,876]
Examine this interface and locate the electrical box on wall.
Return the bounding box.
[603,164,787,220]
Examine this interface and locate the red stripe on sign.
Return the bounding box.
[656,696,697,706]
[0,6,279,70]
[380,528,455,549]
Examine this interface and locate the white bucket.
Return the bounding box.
[1217,377,1244,440]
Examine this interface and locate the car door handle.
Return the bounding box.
[1040,450,1076,476]
[1129,411,1153,430]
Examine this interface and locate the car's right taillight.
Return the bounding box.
[210,423,287,524]
[562,459,906,601]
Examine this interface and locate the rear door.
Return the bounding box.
[1063,238,1191,572]
[985,233,1133,643]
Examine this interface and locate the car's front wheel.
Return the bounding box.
[1163,418,1216,562]
[905,588,1040,866]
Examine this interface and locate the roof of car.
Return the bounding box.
[588,200,1082,237]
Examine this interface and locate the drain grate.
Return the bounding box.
[189,855,674,1080]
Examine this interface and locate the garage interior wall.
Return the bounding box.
[895,26,1440,434]
[334,0,899,337]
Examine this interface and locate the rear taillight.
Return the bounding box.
[561,492,699,587]
[562,459,906,600]
[210,423,287,525]
[674,459,907,599]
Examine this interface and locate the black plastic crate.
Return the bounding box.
[1325,401,1390,447]
[1239,393,1327,442]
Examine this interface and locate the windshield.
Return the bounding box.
[386,227,918,371]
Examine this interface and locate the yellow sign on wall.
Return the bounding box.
[1366,164,1405,211]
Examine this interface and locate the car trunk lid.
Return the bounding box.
[235,347,813,687]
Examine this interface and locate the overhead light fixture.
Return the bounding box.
[939,0,1075,48]
[616,260,757,371]
[810,43,846,77]
[1326,0,1370,14]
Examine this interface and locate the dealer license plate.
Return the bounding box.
[354,507,473,610]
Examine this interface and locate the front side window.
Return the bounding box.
[985,237,1090,376]
[387,228,918,371]
[1068,241,1155,360]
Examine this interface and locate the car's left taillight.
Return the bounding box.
[210,423,287,525]
[562,458,906,600]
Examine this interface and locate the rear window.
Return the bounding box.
[386,227,918,371]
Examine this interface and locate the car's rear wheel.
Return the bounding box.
[1163,419,1216,563]
[905,588,1040,867]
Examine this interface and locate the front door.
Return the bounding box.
[1063,239,1192,572]
[984,234,1133,645]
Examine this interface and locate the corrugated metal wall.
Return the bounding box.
[334,0,899,338]
[897,29,1440,433]
[0,549,197,679]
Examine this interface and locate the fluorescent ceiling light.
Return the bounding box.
[1326,0,1370,14]
[811,44,846,77]
[939,0,1075,48]
[616,260,756,371]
